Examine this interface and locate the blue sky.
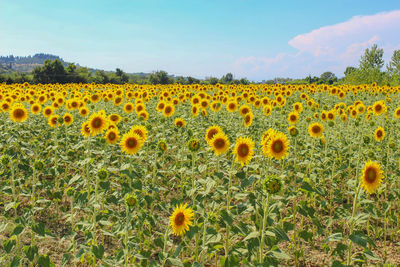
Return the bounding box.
[1,0,400,81]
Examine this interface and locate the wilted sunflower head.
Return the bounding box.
[188,138,200,152]
[263,175,283,195]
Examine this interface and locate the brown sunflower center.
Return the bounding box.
[377,130,382,137]
[174,212,185,226]
[13,108,25,119]
[207,129,218,140]
[176,121,183,127]
[272,140,284,153]
[126,138,137,148]
[33,106,39,112]
[365,167,377,183]
[165,106,172,114]
[312,125,321,134]
[108,132,116,140]
[92,117,102,128]
[290,115,296,121]
[238,143,249,157]
[64,116,71,123]
[229,103,235,109]
[245,115,251,123]
[215,138,225,148]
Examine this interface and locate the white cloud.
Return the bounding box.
[233,10,400,80]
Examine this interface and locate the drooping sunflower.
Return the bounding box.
[288,126,298,137]
[120,132,144,155]
[205,125,223,144]
[81,122,91,138]
[63,113,74,126]
[129,125,148,142]
[163,103,175,117]
[48,115,59,128]
[288,111,299,124]
[10,105,28,123]
[233,136,255,166]
[263,132,289,160]
[244,112,253,127]
[174,118,186,128]
[169,203,194,236]
[361,161,384,194]
[308,122,324,138]
[88,111,108,136]
[30,103,41,115]
[374,126,385,142]
[105,129,120,144]
[209,133,230,156]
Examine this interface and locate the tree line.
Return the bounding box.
[1,45,399,85]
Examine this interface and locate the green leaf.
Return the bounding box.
[11,224,24,236]
[349,234,367,248]
[9,256,20,267]
[24,245,38,262]
[32,222,45,236]
[3,239,16,253]
[363,250,380,261]
[62,253,71,266]
[220,210,233,225]
[269,250,291,260]
[167,258,183,266]
[272,227,290,242]
[324,233,342,243]
[37,254,54,267]
[91,244,104,259]
[236,171,246,180]
[243,231,259,241]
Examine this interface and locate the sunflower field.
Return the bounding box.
[0,82,400,267]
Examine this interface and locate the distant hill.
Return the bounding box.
[0,53,67,72]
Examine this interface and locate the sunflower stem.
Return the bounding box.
[259,193,270,263]
[347,181,361,266]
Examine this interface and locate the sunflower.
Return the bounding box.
[260,128,277,146]
[263,132,289,160]
[308,122,324,138]
[239,105,251,117]
[138,111,149,121]
[191,105,200,117]
[163,104,175,117]
[81,122,91,138]
[79,107,89,117]
[30,103,41,115]
[321,111,327,121]
[374,126,385,142]
[372,100,385,116]
[1,101,11,112]
[288,126,298,137]
[105,129,120,144]
[263,105,273,117]
[288,111,299,124]
[209,133,230,156]
[123,102,134,113]
[188,138,200,152]
[327,111,336,121]
[174,118,186,128]
[205,125,223,144]
[361,161,384,194]
[129,125,148,142]
[88,111,108,136]
[233,136,255,166]
[63,113,74,125]
[169,203,194,236]
[244,112,253,127]
[10,105,28,123]
[108,114,121,124]
[293,102,303,113]
[43,106,54,118]
[156,101,166,112]
[226,101,238,112]
[120,132,144,155]
[48,115,59,128]
[394,107,400,119]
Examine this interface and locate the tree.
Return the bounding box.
[220,73,233,84]
[320,71,337,84]
[93,70,110,84]
[32,59,67,83]
[115,68,129,84]
[149,70,171,84]
[344,66,357,77]
[359,44,384,70]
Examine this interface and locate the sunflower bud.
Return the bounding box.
[188,138,200,152]
[66,187,75,197]
[306,117,311,122]
[354,121,360,127]
[369,121,375,127]
[1,155,10,166]
[328,121,334,127]
[58,117,64,124]
[288,126,298,137]
[125,194,137,207]
[97,169,108,180]
[34,160,44,171]
[389,141,396,149]
[263,175,283,195]
[367,151,374,159]
[363,136,370,144]
[158,140,167,152]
